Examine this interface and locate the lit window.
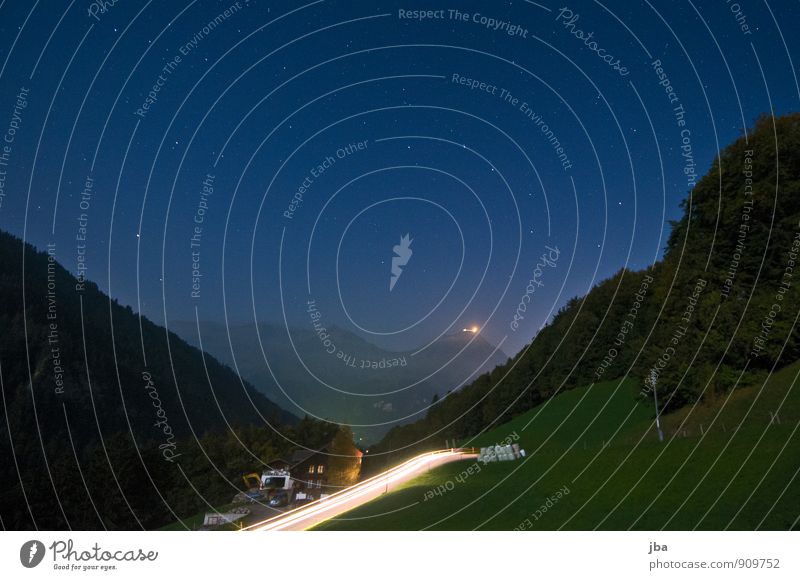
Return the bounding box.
[317,465,324,474]
[308,465,315,474]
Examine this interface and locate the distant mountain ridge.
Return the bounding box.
[169,320,509,442]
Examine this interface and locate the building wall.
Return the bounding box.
[292,454,329,495]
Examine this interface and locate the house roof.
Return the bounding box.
[267,441,332,470]
[288,448,319,465]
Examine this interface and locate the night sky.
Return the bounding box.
[1,0,798,373]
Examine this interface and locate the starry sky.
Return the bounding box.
[1,0,799,358]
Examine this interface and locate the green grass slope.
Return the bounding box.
[315,363,800,530]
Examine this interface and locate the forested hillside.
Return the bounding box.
[373,114,800,458]
[0,231,336,529]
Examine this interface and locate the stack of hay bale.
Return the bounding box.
[477,443,525,463]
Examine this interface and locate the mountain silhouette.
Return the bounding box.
[169,320,508,442]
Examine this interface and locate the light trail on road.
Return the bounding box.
[242,449,476,531]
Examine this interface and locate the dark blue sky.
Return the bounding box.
[1,0,798,358]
